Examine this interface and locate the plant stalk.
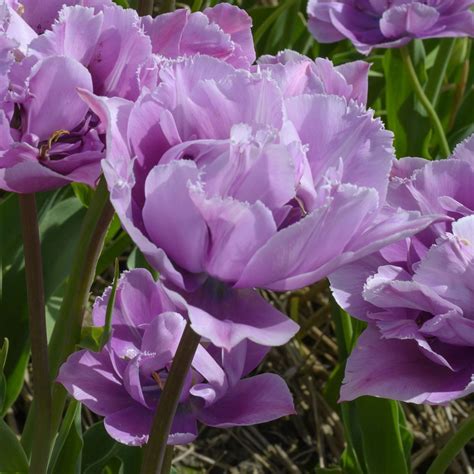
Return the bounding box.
[161,446,174,474]
[19,193,51,474]
[49,177,114,435]
[400,46,451,158]
[156,0,175,14]
[140,324,200,474]
[427,414,474,474]
[138,0,154,15]
[22,177,114,453]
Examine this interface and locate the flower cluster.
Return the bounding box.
[3,0,472,453]
[59,269,295,445]
[0,0,254,191]
[307,0,474,54]
[330,135,474,403]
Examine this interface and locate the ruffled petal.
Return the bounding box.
[197,374,295,427]
[340,325,474,404]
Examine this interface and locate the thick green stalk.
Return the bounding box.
[140,324,200,474]
[48,177,114,434]
[138,0,154,15]
[161,446,174,474]
[19,193,51,474]
[427,414,474,474]
[400,46,451,158]
[156,0,175,14]
[22,178,114,454]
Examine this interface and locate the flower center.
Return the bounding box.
[39,129,70,160]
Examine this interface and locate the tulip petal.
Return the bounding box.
[57,349,131,416]
[197,373,295,427]
[340,325,474,404]
[143,161,208,274]
[185,285,299,350]
[29,5,103,65]
[25,56,93,140]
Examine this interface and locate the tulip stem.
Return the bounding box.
[49,177,114,434]
[156,0,175,14]
[400,46,451,158]
[427,414,474,474]
[141,324,200,474]
[22,177,114,454]
[138,0,154,15]
[19,193,51,474]
[162,446,174,474]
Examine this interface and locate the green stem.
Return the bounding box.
[19,193,52,474]
[22,177,114,453]
[424,39,456,107]
[49,177,114,433]
[140,324,200,474]
[161,446,174,474]
[137,0,154,15]
[427,414,474,474]
[400,46,451,158]
[156,0,175,14]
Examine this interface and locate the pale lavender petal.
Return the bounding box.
[189,187,277,283]
[380,4,440,38]
[143,161,208,274]
[236,184,379,290]
[104,404,151,446]
[197,374,295,427]
[334,60,370,104]
[340,326,474,404]
[285,94,393,199]
[168,411,198,445]
[88,5,151,99]
[421,311,474,347]
[21,0,112,33]
[329,254,386,320]
[413,224,474,315]
[57,349,131,416]
[185,285,299,350]
[24,56,93,140]
[141,312,186,363]
[452,133,474,163]
[141,9,188,56]
[29,5,103,65]
[203,3,256,67]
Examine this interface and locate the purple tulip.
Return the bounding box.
[58,269,296,446]
[142,3,255,69]
[307,0,474,54]
[0,2,255,192]
[13,0,113,33]
[330,134,474,404]
[85,54,438,301]
[256,49,370,104]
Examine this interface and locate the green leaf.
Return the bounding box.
[96,231,131,276]
[79,326,104,352]
[0,338,9,413]
[49,401,83,474]
[383,49,431,157]
[353,397,409,474]
[99,259,120,350]
[0,419,29,472]
[82,422,142,474]
[127,247,157,277]
[252,0,299,47]
[71,183,94,208]
[0,338,8,372]
[0,190,86,414]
